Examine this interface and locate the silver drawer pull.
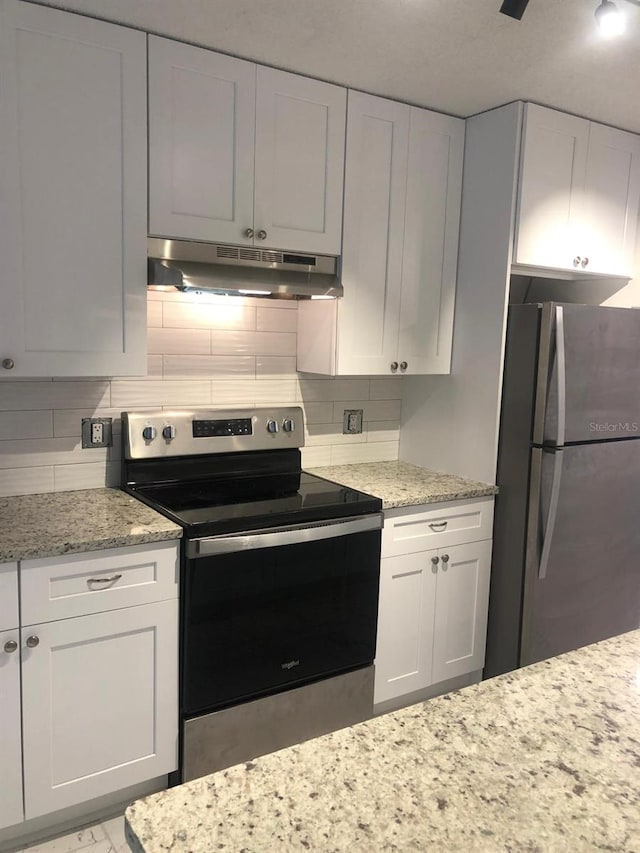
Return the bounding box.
[87,574,122,586]
[429,521,448,531]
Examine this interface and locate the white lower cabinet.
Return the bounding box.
[0,542,179,830]
[374,501,493,706]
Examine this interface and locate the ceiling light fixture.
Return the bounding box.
[595,0,626,36]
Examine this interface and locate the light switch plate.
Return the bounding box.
[81,417,113,448]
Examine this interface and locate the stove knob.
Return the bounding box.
[282,418,295,433]
[266,419,279,434]
[142,426,157,442]
[162,425,176,441]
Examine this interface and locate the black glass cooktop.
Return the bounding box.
[131,471,382,537]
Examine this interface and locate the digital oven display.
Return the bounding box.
[192,418,253,438]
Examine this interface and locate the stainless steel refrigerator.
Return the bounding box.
[484,301,640,678]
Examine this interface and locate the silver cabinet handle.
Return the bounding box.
[87,574,122,586]
[1,358,14,370]
[4,639,17,653]
[400,361,408,371]
[441,554,449,564]
[390,362,399,372]
[244,228,254,238]
[257,230,267,240]
[431,556,439,565]
[26,635,39,648]
[581,257,589,267]
[573,256,581,267]
[429,520,448,531]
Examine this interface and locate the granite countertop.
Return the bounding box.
[125,629,640,852]
[0,488,181,563]
[308,460,498,509]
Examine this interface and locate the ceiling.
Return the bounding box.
[38,0,640,132]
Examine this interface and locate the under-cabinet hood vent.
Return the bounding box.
[147,238,342,299]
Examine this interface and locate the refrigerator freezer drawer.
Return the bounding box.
[382,498,494,558]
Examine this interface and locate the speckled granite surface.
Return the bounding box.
[308,461,498,509]
[125,629,640,853]
[0,488,181,563]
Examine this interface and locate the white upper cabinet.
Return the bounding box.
[0,0,147,378]
[297,91,464,376]
[148,38,256,246]
[148,37,346,256]
[514,103,640,277]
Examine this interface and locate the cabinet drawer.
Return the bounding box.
[21,541,179,625]
[0,562,19,631]
[382,499,494,557]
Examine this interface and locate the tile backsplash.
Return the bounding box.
[0,290,402,497]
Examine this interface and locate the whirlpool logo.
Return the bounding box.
[281,659,300,671]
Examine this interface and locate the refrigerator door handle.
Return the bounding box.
[555,305,566,447]
[538,449,564,580]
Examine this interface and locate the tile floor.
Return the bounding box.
[14,816,128,853]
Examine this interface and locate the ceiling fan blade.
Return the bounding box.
[499,0,531,19]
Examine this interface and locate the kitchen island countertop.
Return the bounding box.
[307,460,498,508]
[125,628,640,852]
[0,488,181,563]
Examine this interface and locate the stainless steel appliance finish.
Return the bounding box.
[485,302,640,678]
[147,237,342,299]
[182,666,374,782]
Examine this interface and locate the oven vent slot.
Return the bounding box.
[238,248,262,261]
[261,250,283,263]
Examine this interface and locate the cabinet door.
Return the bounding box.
[0,0,146,377]
[374,551,437,704]
[338,91,409,376]
[582,122,640,277]
[254,67,346,255]
[431,540,492,684]
[0,562,18,631]
[399,109,464,375]
[0,629,23,830]
[514,104,589,271]
[21,600,178,818]
[148,37,256,246]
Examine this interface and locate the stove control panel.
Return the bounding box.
[123,407,304,459]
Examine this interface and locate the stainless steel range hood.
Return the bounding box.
[147,238,342,299]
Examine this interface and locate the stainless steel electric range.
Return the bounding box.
[121,406,383,782]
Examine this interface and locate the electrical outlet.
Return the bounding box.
[81,417,113,448]
[343,409,363,434]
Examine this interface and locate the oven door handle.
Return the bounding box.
[187,513,384,558]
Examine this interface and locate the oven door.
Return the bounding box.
[182,514,383,715]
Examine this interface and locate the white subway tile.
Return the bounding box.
[163,355,255,379]
[300,446,332,468]
[147,355,164,378]
[256,357,298,378]
[163,301,257,331]
[110,381,212,408]
[53,408,127,438]
[369,378,404,399]
[300,402,334,424]
[331,399,401,423]
[0,381,110,412]
[330,441,399,465]
[147,328,211,355]
[0,411,53,441]
[366,420,401,443]
[53,461,118,491]
[0,437,108,469]
[0,466,54,497]
[210,331,296,357]
[147,300,163,328]
[305,422,368,446]
[211,379,298,406]
[298,378,370,402]
[257,307,298,333]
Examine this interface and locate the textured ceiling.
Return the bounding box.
[36,0,640,132]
